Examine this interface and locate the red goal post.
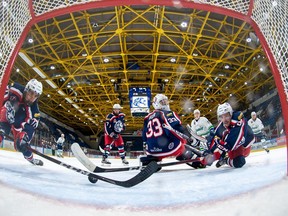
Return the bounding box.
[0,0,287,169]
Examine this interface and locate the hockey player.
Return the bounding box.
[248,112,269,153]
[190,109,214,151]
[191,109,214,138]
[204,102,255,168]
[0,79,43,166]
[141,94,194,166]
[56,133,65,157]
[102,104,129,165]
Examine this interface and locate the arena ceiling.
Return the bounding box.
[9,5,276,136]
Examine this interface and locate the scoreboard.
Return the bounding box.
[129,87,151,116]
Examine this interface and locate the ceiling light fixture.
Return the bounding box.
[45,79,57,89]
[32,67,46,78]
[180,21,187,28]
[57,90,65,96]
[72,104,79,109]
[18,52,34,66]
[65,98,73,103]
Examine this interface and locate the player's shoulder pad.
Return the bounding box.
[165,111,174,117]
[34,113,40,118]
[12,82,24,89]
[106,113,114,120]
[232,111,244,121]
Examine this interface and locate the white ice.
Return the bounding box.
[0,147,288,216]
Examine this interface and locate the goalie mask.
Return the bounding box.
[152,94,170,111]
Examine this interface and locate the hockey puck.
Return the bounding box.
[88,176,98,184]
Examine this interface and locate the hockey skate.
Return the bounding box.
[122,158,129,165]
[261,139,270,153]
[28,158,44,166]
[263,147,270,153]
[101,156,111,165]
[216,156,227,168]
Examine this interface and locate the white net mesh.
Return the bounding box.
[0,0,31,85]
[252,0,288,101]
[191,0,250,15]
[32,0,93,16]
[0,0,287,102]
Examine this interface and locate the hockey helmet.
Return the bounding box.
[217,102,233,119]
[194,109,200,114]
[113,104,123,109]
[25,79,43,96]
[251,111,257,117]
[152,94,170,111]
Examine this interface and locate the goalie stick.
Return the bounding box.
[1,132,158,187]
[29,146,158,187]
[162,123,215,165]
[71,142,201,173]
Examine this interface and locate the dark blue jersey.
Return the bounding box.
[2,82,40,139]
[213,111,255,151]
[104,112,125,136]
[143,110,185,156]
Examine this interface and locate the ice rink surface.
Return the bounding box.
[0,147,288,216]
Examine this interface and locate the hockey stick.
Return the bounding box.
[162,123,215,165]
[28,146,158,187]
[71,142,201,173]
[98,140,115,154]
[1,132,158,187]
[186,124,207,142]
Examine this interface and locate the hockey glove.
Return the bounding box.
[187,136,200,147]
[212,137,229,154]
[110,132,119,139]
[3,101,15,124]
[28,118,39,129]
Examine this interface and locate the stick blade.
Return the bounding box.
[119,161,159,188]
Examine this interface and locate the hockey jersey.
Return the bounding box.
[248,118,264,135]
[104,112,126,136]
[191,116,214,137]
[142,110,185,156]
[2,82,40,140]
[212,111,255,151]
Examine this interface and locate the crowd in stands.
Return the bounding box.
[31,117,90,150]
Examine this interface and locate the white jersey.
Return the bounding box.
[191,116,213,137]
[56,137,65,145]
[248,118,264,135]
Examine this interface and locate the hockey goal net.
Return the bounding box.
[0,0,287,160]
